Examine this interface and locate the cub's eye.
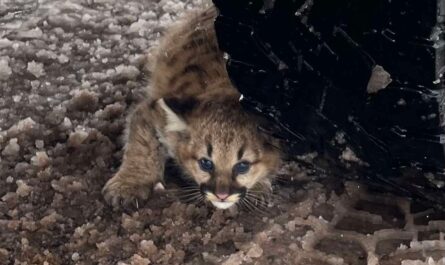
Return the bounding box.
[234,161,251,175]
[198,158,214,172]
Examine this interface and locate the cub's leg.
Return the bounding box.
[102,101,166,208]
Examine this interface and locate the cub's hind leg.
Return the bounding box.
[103,101,166,209]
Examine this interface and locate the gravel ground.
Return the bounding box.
[1,0,445,264]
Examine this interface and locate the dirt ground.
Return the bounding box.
[1,0,445,264]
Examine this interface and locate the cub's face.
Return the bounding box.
[158,97,281,209]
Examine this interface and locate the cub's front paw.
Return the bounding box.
[102,173,153,210]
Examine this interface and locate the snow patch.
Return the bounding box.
[0,58,12,80]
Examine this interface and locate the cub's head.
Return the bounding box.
[157,97,281,209]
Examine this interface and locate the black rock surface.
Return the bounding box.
[212,0,445,209]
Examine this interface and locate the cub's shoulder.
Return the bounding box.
[147,6,235,101]
[145,6,218,74]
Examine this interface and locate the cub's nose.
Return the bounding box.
[215,192,229,200]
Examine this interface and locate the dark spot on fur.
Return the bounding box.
[183,38,206,49]
[181,65,208,89]
[237,145,245,161]
[175,81,192,92]
[182,64,207,76]
[209,45,219,53]
[148,100,157,109]
[163,96,199,116]
[207,143,213,157]
[166,54,179,66]
[168,64,208,88]
[212,54,221,62]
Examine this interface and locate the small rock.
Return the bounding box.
[16,180,32,197]
[2,138,20,157]
[68,128,89,147]
[246,244,263,258]
[27,61,45,78]
[69,89,98,111]
[367,65,392,94]
[58,54,70,64]
[222,252,244,265]
[128,19,149,35]
[61,117,73,130]
[0,39,13,49]
[285,220,296,232]
[140,240,158,257]
[40,211,62,227]
[115,64,140,80]
[71,252,80,261]
[129,254,151,265]
[10,117,37,135]
[31,151,50,168]
[0,59,12,80]
[0,248,9,262]
[14,162,30,174]
[35,140,44,149]
[12,95,22,102]
[17,28,43,39]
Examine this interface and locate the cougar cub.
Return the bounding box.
[102,6,281,210]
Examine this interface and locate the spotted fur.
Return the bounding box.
[103,6,281,210]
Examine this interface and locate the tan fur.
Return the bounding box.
[103,6,281,209]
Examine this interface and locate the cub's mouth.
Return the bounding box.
[200,184,246,209]
[204,192,242,209]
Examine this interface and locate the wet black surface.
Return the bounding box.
[213,0,445,210]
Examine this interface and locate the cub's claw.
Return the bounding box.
[102,174,152,210]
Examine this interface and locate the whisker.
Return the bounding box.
[245,192,265,201]
[184,195,205,207]
[170,187,201,193]
[273,175,295,183]
[169,190,201,197]
[250,203,269,217]
[254,190,277,200]
[247,199,270,211]
[245,194,270,215]
[248,188,281,201]
[194,196,205,206]
[177,192,202,200]
[240,198,255,213]
[181,194,204,204]
[247,190,277,202]
[243,197,268,217]
[180,194,202,200]
[244,197,256,213]
[176,190,201,198]
[175,188,200,194]
[175,190,202,196]
[178,186,201,190]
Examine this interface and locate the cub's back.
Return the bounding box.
[148,7,239,101]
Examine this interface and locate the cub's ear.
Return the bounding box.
[157,97,198,133]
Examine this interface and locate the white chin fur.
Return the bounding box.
[211,201,235,209]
